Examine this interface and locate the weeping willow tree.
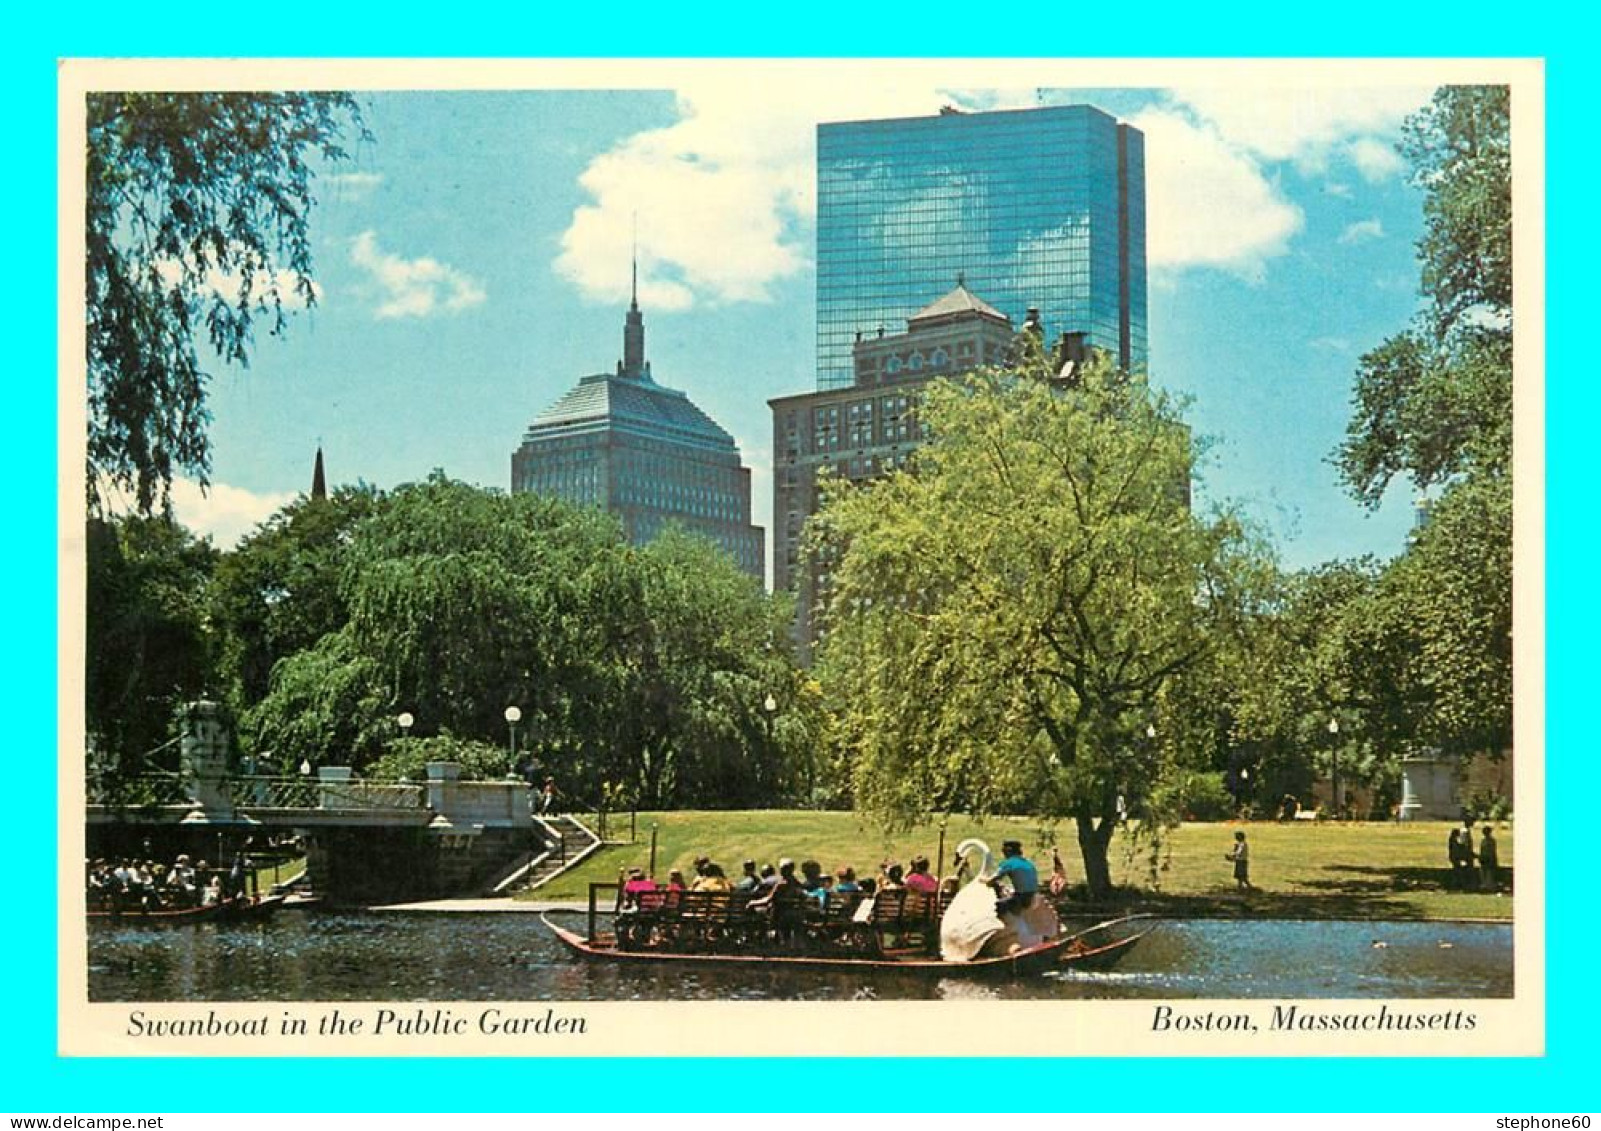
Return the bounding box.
[812,344,1271,898]
[242,474,809,806]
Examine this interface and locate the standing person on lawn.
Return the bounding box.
[1226,830,1253,892]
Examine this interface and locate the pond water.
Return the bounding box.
[87,912,1512,1002]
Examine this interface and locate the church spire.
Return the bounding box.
[311,444,327,501]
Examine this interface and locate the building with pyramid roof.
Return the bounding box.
[768,280,1028,654]
[511,287,764,580]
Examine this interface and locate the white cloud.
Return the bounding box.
[1310,336,1352,353]
[155,258,321,310]
[555,82,1427,306]
[1348,136,1406,183]
[555,80,979,309]
[1338,218,1386,245]
[1131,108,1303,282]
[1167,86,1430,171]
[169,478,298,550]
[349,230,486,319]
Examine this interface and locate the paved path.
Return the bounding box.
[366,898,589,913]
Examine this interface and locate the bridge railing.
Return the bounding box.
[87,773,190,808]
[231,776,425,810]
[319,780,425,810]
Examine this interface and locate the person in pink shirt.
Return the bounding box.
[621,867,657,910]
[903,854,940,894]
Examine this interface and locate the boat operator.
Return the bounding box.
[990,840,1040,917]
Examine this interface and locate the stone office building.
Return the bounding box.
[769,281,1020,653]
[512,287,764,580]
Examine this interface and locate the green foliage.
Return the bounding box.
[1333,85,1512,766]
[1384,472,1512,756]
[238,630,389,774]
[86,92,366,514]
[594,528,808,808]
[1405,86,1512,338]
[1337,86,1511,506]
[1148,769,1235,823]
[813,344,1271,896]
[366,734,515,782]
[240,475,809,805]
[86,515,217,771]
[209,484,382,718]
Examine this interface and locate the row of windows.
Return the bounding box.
[819,131,1127,163]
[817,190,1124,217]
[619,479,747,523]
[806,417,925,453]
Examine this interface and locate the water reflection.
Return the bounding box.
[88,913,1512,1003]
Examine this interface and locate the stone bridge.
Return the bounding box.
[87,762,563,904]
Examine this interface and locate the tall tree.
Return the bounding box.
[86,514,218,772]
[86,92,365,514]
[242,476,809,805]
[594,527,805,808]
[1337,85,1511,504]
[813,345,1269,897]
[209,484,383,717]
[1335,86,1513,766]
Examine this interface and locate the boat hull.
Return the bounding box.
[543,912,1151,978]
[87,894,286,925]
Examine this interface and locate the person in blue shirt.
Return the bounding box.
[990,840,1039,917]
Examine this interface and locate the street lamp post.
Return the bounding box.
[504,706,522,768]
[397,712,414,740]
[1327,717,1341,818]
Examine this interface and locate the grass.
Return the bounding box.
[526,810,1515,921]
[255,856,306,895]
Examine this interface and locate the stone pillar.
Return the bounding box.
[317,766,353,809]
[426,762,461,814]
[179,700,232,817]
[1399,755,1460,821]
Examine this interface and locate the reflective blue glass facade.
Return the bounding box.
[816,105,1146,389]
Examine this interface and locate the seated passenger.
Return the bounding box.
[749,859,807,933]
[201,875,223,907]
[903,854,939,894]
[833,866,860,894]
[690,858,732,893]
[851,876,879,924]
[666,869,688,893]
[621,867,657,909]
[732,860,761,894]
[799,860,826,893]
[757,863,780,891]
[809,873,836,908]
[881,863,906,892]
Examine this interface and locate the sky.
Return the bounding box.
[163,66,1439,578]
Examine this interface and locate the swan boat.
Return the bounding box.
[542,840,1154,978]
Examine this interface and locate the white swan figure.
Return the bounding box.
[938,838,1062,961]
[939,839,1005,962]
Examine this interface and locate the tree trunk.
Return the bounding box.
[1076,813,1117,900]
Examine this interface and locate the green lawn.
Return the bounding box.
[528,811,1514,921]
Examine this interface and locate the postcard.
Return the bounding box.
[59,56,1543,1057]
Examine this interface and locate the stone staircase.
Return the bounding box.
[489,814,603,896]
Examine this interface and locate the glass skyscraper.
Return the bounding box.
[816,104,1146,389]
